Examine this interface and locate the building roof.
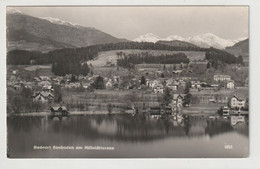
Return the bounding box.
[51,106,67,111]
[173,94,186,100]
[232,95,246,102]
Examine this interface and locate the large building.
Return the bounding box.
[213,75,231,82]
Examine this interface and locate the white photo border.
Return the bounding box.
[1,0,259,169]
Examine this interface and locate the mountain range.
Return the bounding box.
[6,7,248,52]
[133,33,247,49]
[6,8,127,52]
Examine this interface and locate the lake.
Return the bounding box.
[7,114,249,158]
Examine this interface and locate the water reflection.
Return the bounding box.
[7,114,249,158]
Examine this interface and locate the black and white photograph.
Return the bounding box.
[6,6,249,158]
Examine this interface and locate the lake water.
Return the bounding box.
[7,114,249,158]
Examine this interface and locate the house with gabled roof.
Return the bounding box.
[230,95,246,109]
[33,92,54,103]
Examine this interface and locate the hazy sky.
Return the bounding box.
[12,6,248,40]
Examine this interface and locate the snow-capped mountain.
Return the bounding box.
[6,7,22,14]
[7,8,127,52]
[231,37,248,44]
[133,33,247,49]
[165,35,185,41]
[41,17,85,29]
[133,33,161,43]
[186,33,235,49]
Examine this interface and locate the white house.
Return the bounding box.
[167,85,178,91]
[231,95,246,109]
[227,81,235,89]
[150,80,160,88]
[154,84,164,94]
[106,79,113,89]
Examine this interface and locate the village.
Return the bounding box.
[7,56,249,126]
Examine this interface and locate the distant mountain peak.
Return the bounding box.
[40,17,85,28]
[6,7,22,14]
[133,33,161,43]
[133,32,247,49]
[7,11,127,52]
[165,35,185,41]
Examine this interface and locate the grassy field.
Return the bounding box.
[62,89,162,111]
[24,65,52,71]
[87,50,206,67]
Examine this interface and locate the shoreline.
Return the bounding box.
[7,109,248,117]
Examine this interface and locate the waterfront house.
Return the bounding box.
[223,105,230,116]
[149,107,161,118]
[231,95,246,109]
[50,106,68,116]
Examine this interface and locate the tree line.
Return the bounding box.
[205,47,243,66]
[117,53,190,69]
[7,41,205,65]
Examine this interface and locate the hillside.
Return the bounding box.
[7,41,207,65]
[87,50,206,67]
[225,39,249,57]
[156,40,200,49]
[6,8,127,52]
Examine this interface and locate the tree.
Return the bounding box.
[163,87,172,106]
[161,73,165,78]
[183,93,192,107]
[183,81,192,106]
[238,55,243,64]
[107,103,113,114]
[53,85,62,103]
[92,76,105,89]
[140,76,146,85]
[173,65,176,70]
[207,62,211,69]
[184,81,191,94]
[32,101,43,112]
[12,96,24,113]
[71,74,77,82]
[81,63,90,76]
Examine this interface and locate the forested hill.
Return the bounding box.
[225,38,249,57]
[7,41,207,65]
[156,40,201,50]
[7,10,128,52]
